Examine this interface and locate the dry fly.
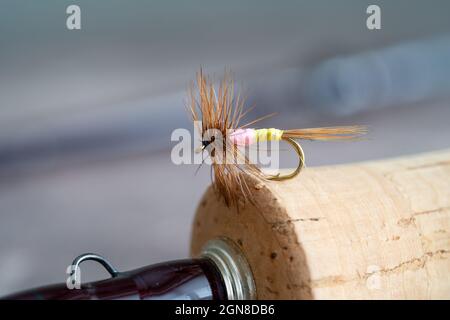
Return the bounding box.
[188,69,366,207]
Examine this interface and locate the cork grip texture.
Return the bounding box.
[190,150,450,299]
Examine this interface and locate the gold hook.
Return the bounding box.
[266,137,305,181]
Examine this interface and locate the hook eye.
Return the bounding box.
[70,253,119,286]
[266,137,305,181]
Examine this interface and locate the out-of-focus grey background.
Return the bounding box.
[1,0,450,295]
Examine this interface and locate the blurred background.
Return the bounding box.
[1,0,450,295]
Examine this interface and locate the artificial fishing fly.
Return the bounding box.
[188,69,367,207]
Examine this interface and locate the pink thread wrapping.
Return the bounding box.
[229,129,255,146]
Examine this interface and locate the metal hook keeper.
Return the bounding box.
[70,253,120,286]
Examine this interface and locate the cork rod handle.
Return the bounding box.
[191,149,450,299]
